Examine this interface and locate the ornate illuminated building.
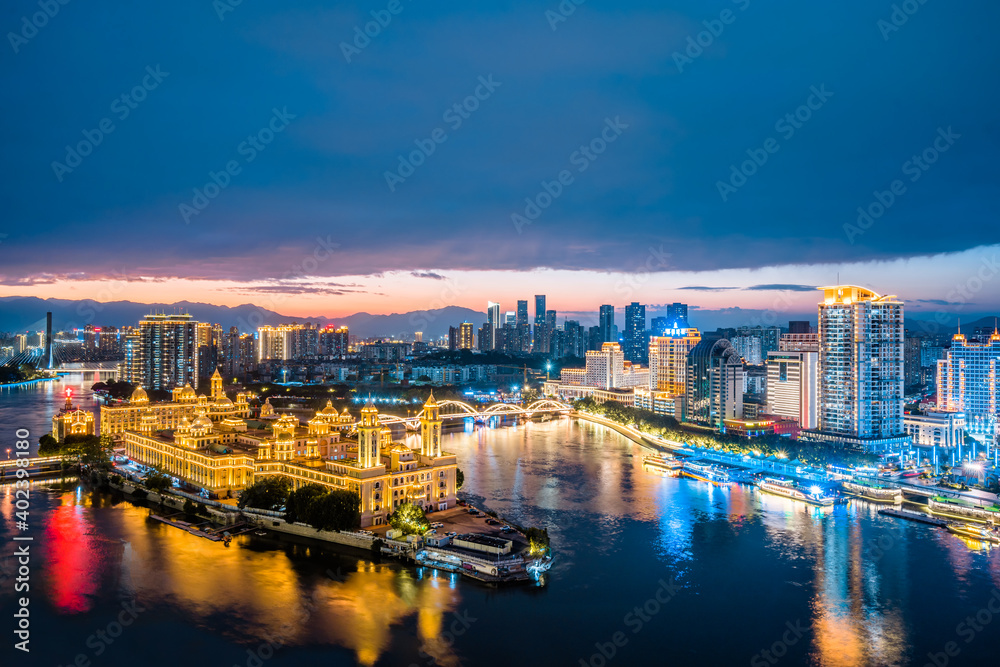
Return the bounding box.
[101,369,251,436]
[51,389,95,441]
[937,325,1000,440]
[115,390,457,526]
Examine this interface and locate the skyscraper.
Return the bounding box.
[666,303,689,328]
[937,326,1000,438]
[766,349,818,429]
[599,305,615,344]
[534,295,547,353]
[128,313,201,390]
[623,302,647,363]
[487,301,501,351]
[816,285,905,447]
[684,336,744,428]
[516,300,530,352]
[648,327,701,395]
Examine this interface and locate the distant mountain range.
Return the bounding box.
[0,297,485,340]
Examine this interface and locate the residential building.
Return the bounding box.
[936,327,1000,439]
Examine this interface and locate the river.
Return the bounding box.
[1,375,999,666]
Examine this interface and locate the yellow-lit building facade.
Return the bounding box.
[51,389,95,441]
[117,390,458,527]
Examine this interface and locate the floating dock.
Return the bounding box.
[877,507,948,527]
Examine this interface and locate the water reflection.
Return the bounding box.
[27,488,462,666]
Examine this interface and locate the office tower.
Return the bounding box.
[45,311,53,369]
[585,342,625,389]
[448,326,459,351]
[562,320,586,358]
[533,295,546,352]
[937,326,1000,438]
[766,350,818,429]
[544,309,557,353]
[485,301,501,351]
[666,303,689,328]
[516,300,530,353]
[903,336,921,388]
[730,335,763,365]
[649,327,701,395]
[817,285,904,443]
[458,322,474,350]
[623,302,647,363]
[128,313,201,390]
[650,317,669,337]
[737,325,782,357]
[684,337,744,428]
[587,325,601,352]
[599,305,615,343]
[789,320,812,334]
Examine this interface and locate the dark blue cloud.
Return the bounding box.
[1,0,998,281]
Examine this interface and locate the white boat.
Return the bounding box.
[758,477,839,506]
[643,455,683,477]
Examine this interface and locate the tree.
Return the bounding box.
[307,489,361,531]
[38,433,61,456]
[183,498,196,515]
[456,468,465,490]
[238,477,292,511]
[389,502,429,536]
[64,434,113,468]
[284,483,328,524]
[144,471,172,494]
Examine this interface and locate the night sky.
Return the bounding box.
[1,0,998,326]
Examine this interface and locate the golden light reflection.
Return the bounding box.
[49,491,462,666]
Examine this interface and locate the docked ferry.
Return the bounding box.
[757,477,840,506]
[946,523,1000,544]
[842,478,903,504]
[682,459,733,485]
[928,496,1000,524]
[642,454,683,477]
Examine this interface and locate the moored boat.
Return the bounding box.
[946,523,1000,544]
[843,478,903,503]
[757,477,840,506]
[682,459,732,485]
[642,454,683,477]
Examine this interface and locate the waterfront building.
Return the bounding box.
[648,327,701,395]
[812,285,906,451]
[585,342,625,389]
[903,410,966,450]
[126,313,202,390]
[684,337,744,429]
[51,389,95,441]
[766,350,818,429]
[120,393,458,525]
[633,387,684,418]
[102,369,251,436]
[936,326,1000,440]
[623,302,647,363]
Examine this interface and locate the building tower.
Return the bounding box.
[599,305,615,343]
[624,302,647,363]
[210,368,224,399]
[357,397,382,468]
[817,285,904,447]
[421,391,442,457]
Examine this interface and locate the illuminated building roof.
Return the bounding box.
[130,386,149,404]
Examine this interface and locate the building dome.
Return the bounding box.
[321,400,337,415]
[191,411,213,430]
[215,396,234,407]
[177,416,192,431]
[130,386,149,404]
[424,390,438,407]
[390,443,410,453]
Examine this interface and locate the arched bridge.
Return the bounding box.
[368,399,572,428]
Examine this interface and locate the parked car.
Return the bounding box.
[486,519,500,526]
[446,531,457,537]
